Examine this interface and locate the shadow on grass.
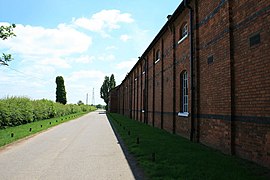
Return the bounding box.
[107,113,145,180]
[107,113,270,180]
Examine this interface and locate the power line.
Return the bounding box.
[6,66,45,81]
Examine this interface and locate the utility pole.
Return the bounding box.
[92,88,95,105]
[86,93,88,105]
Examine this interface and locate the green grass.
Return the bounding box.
[0,111,91,147]
[108,113,270,180]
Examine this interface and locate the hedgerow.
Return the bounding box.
[0,97,95,129]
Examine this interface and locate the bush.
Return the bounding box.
[0,97,95,129]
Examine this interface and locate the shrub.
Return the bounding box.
[0,97,95,129]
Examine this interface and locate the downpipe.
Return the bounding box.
[184,0,195,141]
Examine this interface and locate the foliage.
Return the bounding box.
[100,76,109,105]
[0,97,95,129]
[108,113,270,180]
[0,24,16,40]
[0,24,16,66]
[55,76,67,105]
[95,104,104,109]
[109,74,116,90]
[77,100,84,106]
[100,74,116,107]
[0,112,88,147]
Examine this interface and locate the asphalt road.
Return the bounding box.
[0,111,135,180]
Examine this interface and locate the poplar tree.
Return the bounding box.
[100,74,116,108]
[56,76,67,105]
[109,74,116,90]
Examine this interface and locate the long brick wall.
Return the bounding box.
[109,0,270,168]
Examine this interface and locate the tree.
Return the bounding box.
[55,76,67,105]
[96,104,103,109]
[0,24,16,66]
[100,74,116,108]
[109,74,116,90]
[77,100,84,106]
[100,76,110,105]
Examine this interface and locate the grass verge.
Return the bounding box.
[108,113,270,180]
[0,111,91,147]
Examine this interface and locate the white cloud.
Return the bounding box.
[0,23,92,57]
[70,55,95,64]
[105,46,118,51]
[39,57,71,69]
[67,70,105,82]
[120,34,130,42]
[73,9,134,37]
[19,65,56,79]
[0,8,151,105]
[116,58,137,70]
[98,54,115,61]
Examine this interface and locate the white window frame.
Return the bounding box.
[178,23,188,44]
[155,50,161,64]
[178,71,189,117]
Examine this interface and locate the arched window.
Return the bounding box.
[179,71,189,116]
[181,23,188,38]
[178,23,188,44]
[155,49,161,64]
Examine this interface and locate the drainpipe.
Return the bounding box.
[144,57,148,124]
[184,0,195,141]
[161,39,164,129]
[129,78,132,118]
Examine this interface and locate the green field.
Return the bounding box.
[108,113,270,180]
[0,111,91,147]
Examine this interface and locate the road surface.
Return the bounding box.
[0,111,135,180]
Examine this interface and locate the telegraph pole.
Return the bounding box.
[92,88,95,105]
[86,93,88,105]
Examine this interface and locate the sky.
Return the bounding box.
[0,0,182,105]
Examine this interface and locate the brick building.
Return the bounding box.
[109,0,270,168]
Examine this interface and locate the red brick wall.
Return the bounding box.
[109,86,119,113]
[231,0,270,167]
[109,0,270,168]
[174,8,192,138]
[147,50,154,126]
[196,0,232,153]
[163,30,174,133]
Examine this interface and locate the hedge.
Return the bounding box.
[0,97,95,129]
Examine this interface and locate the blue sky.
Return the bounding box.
[0,0,182,105]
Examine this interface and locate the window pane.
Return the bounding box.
[181,71,188,113]
[181,24,188,38]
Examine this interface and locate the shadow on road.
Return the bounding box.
[106,114,145,180]
[96,109,106,115]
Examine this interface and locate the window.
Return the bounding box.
[178,71,189,117]
[178,23,188,44]
[207,55,214,65]
[249,33,261,47]
[142,62,146,74]
[155,50,161,64]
